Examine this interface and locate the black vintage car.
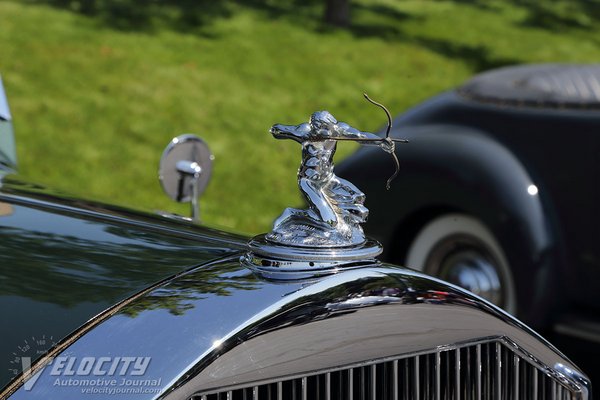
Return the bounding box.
[336,63,600,379]
[0,75,592,399]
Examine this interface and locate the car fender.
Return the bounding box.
[336,124,557,326]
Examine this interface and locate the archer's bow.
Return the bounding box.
[363,93,408,190]
[325,95,408,189]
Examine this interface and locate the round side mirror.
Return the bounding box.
[159,134,213,221]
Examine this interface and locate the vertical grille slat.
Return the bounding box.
[475,344,482,400]
[193,340,580,400]
[454,348,460,400]
[391,359,398,400]
[513,353,520,400]
[414,355,420,400]
[403,358,409,400]
[495,342,502,400]
[435,352,441,400]
[348,367,354,400]
[370,364,376,400]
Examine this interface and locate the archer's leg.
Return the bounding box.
[273,207,305,229]
[329,176,366,204]
[299,178,338,226]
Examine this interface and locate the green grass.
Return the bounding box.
[1,0,599,234]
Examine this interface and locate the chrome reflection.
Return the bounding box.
[168,267,590,400]
[193,339,580,400]
[6,262,591,400]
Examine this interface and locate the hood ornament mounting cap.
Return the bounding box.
[244,99,409,280]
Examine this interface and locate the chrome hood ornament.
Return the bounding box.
[268,111,383,247]
[244,95,408,279]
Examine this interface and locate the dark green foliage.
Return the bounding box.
[518,0,600,31]
[31,0,234,30]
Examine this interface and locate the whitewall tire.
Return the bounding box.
[405,213,517,314]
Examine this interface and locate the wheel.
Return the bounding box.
[405,213,517,314]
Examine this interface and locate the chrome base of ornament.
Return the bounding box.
[242,234,383,280]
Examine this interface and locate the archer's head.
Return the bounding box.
[309,111,337,136]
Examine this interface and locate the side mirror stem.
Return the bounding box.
[176,160,202,222]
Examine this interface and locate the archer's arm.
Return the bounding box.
[336,122,395,153]
[270,122,311,142]
[335,122,382,143]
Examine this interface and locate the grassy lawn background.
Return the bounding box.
[1,0,599,235]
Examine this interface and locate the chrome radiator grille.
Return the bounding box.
[192,340,578,400]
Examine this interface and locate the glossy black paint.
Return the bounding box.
[0,174,246,389]
[336,89,600,328]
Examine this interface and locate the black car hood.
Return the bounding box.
[0,175,246,389]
